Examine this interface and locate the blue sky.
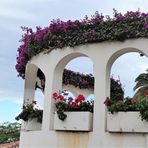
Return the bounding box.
[0,0,148,123]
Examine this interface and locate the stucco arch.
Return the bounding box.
[52,52,93,91]
[107,47,147,73]
[24,62,46,104]
[105,47,148,98]
[46,52,94,129]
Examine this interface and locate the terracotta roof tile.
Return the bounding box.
[0,141,19,148]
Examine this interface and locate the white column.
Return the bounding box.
[88,57,108,147]
[93,62,107,132]
[42,73,54,131]
[42,67,63,131]
[24,64,38,104]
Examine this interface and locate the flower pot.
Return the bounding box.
[21,118,42,131]
[54,111,93,131]
[107,111,148,133]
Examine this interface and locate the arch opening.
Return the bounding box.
[21,64,46,131]
[51,53,94,130]
[107,48,148,99]
[111,52,148,98]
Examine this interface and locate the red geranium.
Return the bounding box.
[53,92,58,100]
[53,91,94,121]
[144,91,148,95]
[71,102,78,109]
[75,94,85,103]
[58,95,64,101]
[68,97,73,103]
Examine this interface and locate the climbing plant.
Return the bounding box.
[16,10,148,78]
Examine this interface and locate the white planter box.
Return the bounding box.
[21,118,42,131]
[54,112,93,131]
[107,111,148,133]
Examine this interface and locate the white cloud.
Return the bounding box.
[0,95,22,102]
[0,89,23,103]
[0,7,35,21]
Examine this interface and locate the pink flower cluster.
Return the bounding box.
[63,69,94,89]
[16,10,148,79]
[15,26,50,78]
[113,10,148,21]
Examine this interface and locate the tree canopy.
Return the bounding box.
[0,122,20,144]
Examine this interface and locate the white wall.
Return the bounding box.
[20,38,148,148]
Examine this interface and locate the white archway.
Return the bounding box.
[21,38,148,148]
[49,52,94,129]
[106,47,148,99]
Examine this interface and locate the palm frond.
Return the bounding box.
[134,72,148,91]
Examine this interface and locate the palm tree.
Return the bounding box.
[134,70,148,91]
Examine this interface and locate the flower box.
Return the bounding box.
[107,111,148,133]
[21,118,42,131]
[54,112,93,131]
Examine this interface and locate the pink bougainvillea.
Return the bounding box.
[16,10,148,79]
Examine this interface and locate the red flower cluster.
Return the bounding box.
[138,89,148,95]
[53,91,93,110]
[71,102,78,109]
[68,97,73,102]
[52,92,66,102]
[53,92,58,99]
[53,91,86,106]
[75,94,85,103]
[53,91,94,120]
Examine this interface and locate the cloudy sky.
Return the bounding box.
[0,0,148,123]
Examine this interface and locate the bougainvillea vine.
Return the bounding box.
[16,10,148,78]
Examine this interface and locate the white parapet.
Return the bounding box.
[107,111,148,133]
[21,119,42,131]
[54,112,93,131]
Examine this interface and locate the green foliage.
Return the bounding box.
[55,101,94,121]
[15,104,43,123]
[55,101,69,121]
[107,98,139,114]
[134,71,148,91]
[105,95,148,122]
[62,69,94,89]
[137,97,148,121]
[63,70,124,101]
[106,70,148,121]
[37,68,124,101]
[0,122,20,144]
[110,77,124,101]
